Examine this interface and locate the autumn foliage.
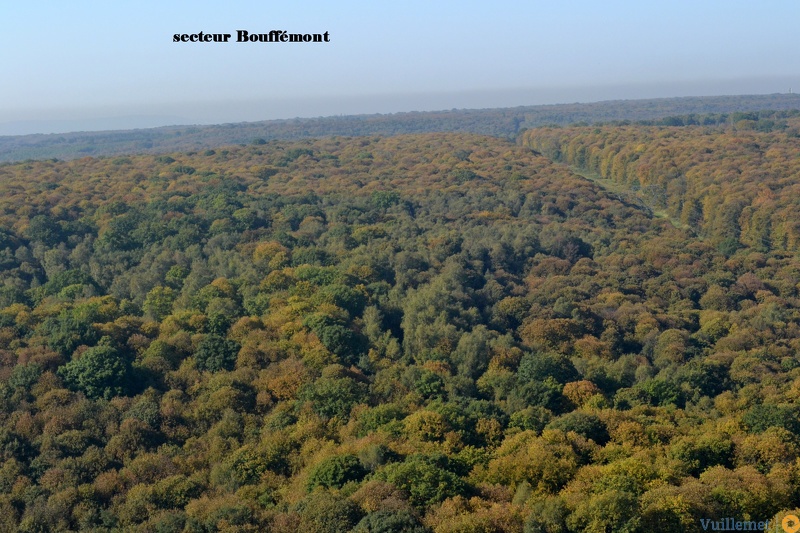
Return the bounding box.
[0,130,798,531]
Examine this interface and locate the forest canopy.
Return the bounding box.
[0,130,798,531]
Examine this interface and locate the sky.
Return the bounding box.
[1,1,799,135]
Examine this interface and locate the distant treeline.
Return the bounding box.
[604,108,800,130]
[2,93,800,162]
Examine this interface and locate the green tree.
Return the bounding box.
[143,286,176,321]
[299,375,367,420]
[375,454,468,508]
[37,308,101,357]
[353,510,428,533]
[25,214,63,246]
[298,492,363,533]
[307,454,366,491]
[547,412,609,445]
[195,334,240,372]
[517,351,578,385]
[58,343,133,399]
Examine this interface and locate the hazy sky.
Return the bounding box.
[2,1,799,134]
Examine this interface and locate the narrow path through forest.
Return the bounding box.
[566,165,691,232]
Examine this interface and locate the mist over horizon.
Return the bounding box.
[4,76,798,137]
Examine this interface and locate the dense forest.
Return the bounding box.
[2,93,800,162]
[0,126,799,532]
[522,110,800,255]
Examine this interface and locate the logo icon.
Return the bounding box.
[783,515,800,533]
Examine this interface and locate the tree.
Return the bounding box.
[566,490,640,533]
[25,214,63,247]
[517,351,579,385]
[307,454,366,491]
[195,334,240,372]
[547,412,609,445]
[58,343,132,399]
[37,308,100,357]
[375,454,468,508]
[353,509,428,533]
[143,286,177,321]
[742,404,800,434]
[299,374,367,420]
[297,492,363,533]
[303,313,367,364]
